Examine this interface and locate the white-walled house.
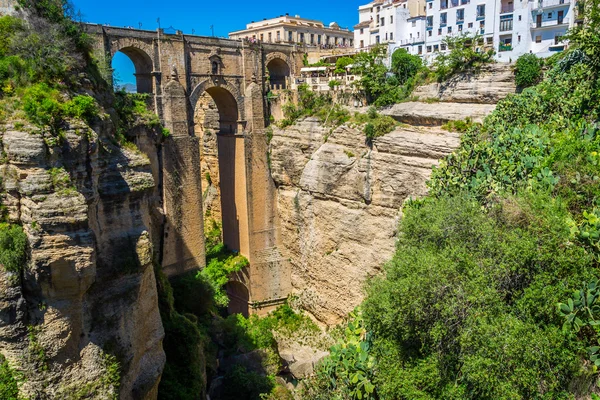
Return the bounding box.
[355,0,578,65]
[354,0,428,59]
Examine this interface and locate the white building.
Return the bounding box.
[354,0,428,57]
[423,0,577,61]
[355,0,578,64]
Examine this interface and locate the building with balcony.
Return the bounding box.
[416,0,577,61]
[229,14,354,48]
[354,0,427,58]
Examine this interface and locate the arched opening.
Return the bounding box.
[266,58,290,90]
[112,47,153,93]
[193,85,248,257]
[226,281,250,317]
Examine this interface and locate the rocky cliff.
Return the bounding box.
[0,116,165,399]
[270,118,461,325]
[270,65,517,325]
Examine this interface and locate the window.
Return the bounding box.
[428,30,432,36]
[268,32,272,42]
[376,35,380,43]
[486,37,493,44]
[518,15,522,21]
[390,32,394,40]
[535,35,541,43]
[441,0,448,8]
[548,12,552,18]
[427,16,433,27]
[381,17,385,26]
[427,45,432,52]
[360,28,364,34]
[458,24,463,31]
[448,26,452,33]
[277,31,281,41]
[318,35,321,44]
[441,43,447,50]
[476,4,485,18]
[360,40,364,48]
[390,16,393,24]
[429,2,433,8]
[468,22,473,28]
[310,33,315,44]
[438,28,442,35]
[299,32,304,42]
[385,32,388,40]
[418,45,423,54]
[288,31,293,42]
[457,8,465,22]
[260,33,264,41]
[440,12,447,25]
[434,44,439,51]
[518,35,521,42]
[413,20,417,27]
[212,61,219,74]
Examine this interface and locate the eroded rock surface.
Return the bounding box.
[270,118,461,324]
[0,119,165,399]
[412,63,517,104]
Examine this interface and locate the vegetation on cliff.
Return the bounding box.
[303,1,600,399]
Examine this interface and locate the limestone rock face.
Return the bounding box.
[412,63,517,104]
[382,101,496,125]
[0,120,165,400]
[270,118,461,324]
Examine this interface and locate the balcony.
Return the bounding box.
[531,17,570,28]
[500,4,514,13]
[476,13,485,20]
[499,43,512,52]
[457,17,465,23]
[532,0,570,10]
[440,21,447,27]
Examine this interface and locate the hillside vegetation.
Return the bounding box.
[302,2,600,399]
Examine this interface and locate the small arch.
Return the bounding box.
[114,46,153,93]
[226,281,250,317]
[266,58,291,90]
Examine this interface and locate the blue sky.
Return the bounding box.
[72,0,364,85]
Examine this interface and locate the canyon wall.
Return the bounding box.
[269,119,460,324]
[0,117,165,399]
[270,64,516,325]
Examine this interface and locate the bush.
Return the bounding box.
[362,195,594,399]
[22,83,63,129]
[0,355,20,400]
[515,53,542,88]
[432,33,495,82]
[334,56,354,75]
[63,94,98,123]
[0,224,27,273]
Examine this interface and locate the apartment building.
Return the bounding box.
[354,0,428,56]
[229,14,354,48]
[355,0,577,64]
[424,0,576,61]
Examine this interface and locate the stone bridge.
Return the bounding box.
[85,24,303,315]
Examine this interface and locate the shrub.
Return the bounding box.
[63,95,98,123]
[515,53,542,88]
[334,56,354,75]
[432,33,495,82]
[0,355,20,400]
[22,83,63,129]
[441,117,478,133]
[0,224,27,273]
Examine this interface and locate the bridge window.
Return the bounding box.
[112,47,153,94]
[212,61,220,75]
[266,58,290,91]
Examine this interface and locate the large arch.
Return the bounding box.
[191,81,249,257]
[112,45,154,93]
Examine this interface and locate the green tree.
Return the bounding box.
[432,33,494,82]
[334,56,354,74]
[391,48,422,84]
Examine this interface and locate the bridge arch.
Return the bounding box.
[191,80,249,258]
[110,40,154,93]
